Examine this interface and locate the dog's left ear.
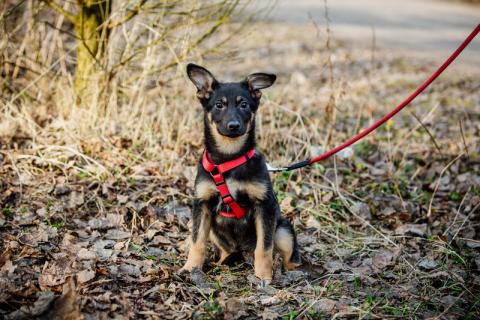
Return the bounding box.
[245,73,276,99]
[187,63,218,100]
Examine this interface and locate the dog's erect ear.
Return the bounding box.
[245,73,276,99]
[186,63,217,100]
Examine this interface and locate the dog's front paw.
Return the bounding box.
[178,259,202,274]
[179,261,199,274]
[254,249,273,282]
[180,250,207,274]
[254,268,273,282]
[178,266,190,275]
[248,274,274,291]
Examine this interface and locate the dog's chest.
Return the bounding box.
[195,178,267,202]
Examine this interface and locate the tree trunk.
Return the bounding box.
[74,0,111,103]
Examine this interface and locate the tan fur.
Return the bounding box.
[254,212,273,280]
[180,205,211,272]
[196,180,217,200]
[252,90,262,99]
[197,91,210,99]
[210,121,249,155]
[274,227,298,270]
[196,179,267,202]
[227,180,268,201]
[209,231,231,263]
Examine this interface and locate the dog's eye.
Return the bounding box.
[215,102,224,109]
[239,101,249,109]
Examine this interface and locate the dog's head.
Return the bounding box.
[186,63,276,139]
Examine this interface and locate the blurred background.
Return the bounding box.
[272,0,480,67]
[1,1,479,319]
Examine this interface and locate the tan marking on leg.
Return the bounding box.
[209,231,231,264]
[181,206,211,272]
[274,227,299,270]
[195,180,217,200]
[284,261,301,270]
[210,121,248,155]
[254,213,273,280]
[226,180,268,201]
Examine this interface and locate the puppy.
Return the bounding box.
[180,63,301,283]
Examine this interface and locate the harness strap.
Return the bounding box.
[202,149,255,219]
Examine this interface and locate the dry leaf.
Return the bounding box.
[395,223,427,237]
[77,269,95,283]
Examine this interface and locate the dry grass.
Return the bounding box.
[1,1,480,319]
[2,2,475,179]
[1,0,260,179]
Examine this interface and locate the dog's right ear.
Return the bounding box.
[186,63,217,100]
[244,72,276,100]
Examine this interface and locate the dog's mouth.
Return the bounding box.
[216,127,246,138]
[219,131,245,138]
[210,120,249,139]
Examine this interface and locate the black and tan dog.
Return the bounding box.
[180,63,300,283]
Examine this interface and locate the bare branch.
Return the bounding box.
[0,0,28,23]
[408,109,444,157]
[41,0,77,24]
[108,0,147,29]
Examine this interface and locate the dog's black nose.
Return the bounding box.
[227,121,240,131]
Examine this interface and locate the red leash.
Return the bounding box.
[270,24,480,172]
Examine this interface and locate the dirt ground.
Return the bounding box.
[1,5,480,320]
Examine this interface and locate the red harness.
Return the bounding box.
[202,149,256,219]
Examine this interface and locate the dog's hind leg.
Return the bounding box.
[209,231,232,264]
[274,217,301,270]
[180,201,211,273]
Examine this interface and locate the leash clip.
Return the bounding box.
[266,163,288,172]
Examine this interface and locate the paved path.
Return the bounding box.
[271,0,480,70]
